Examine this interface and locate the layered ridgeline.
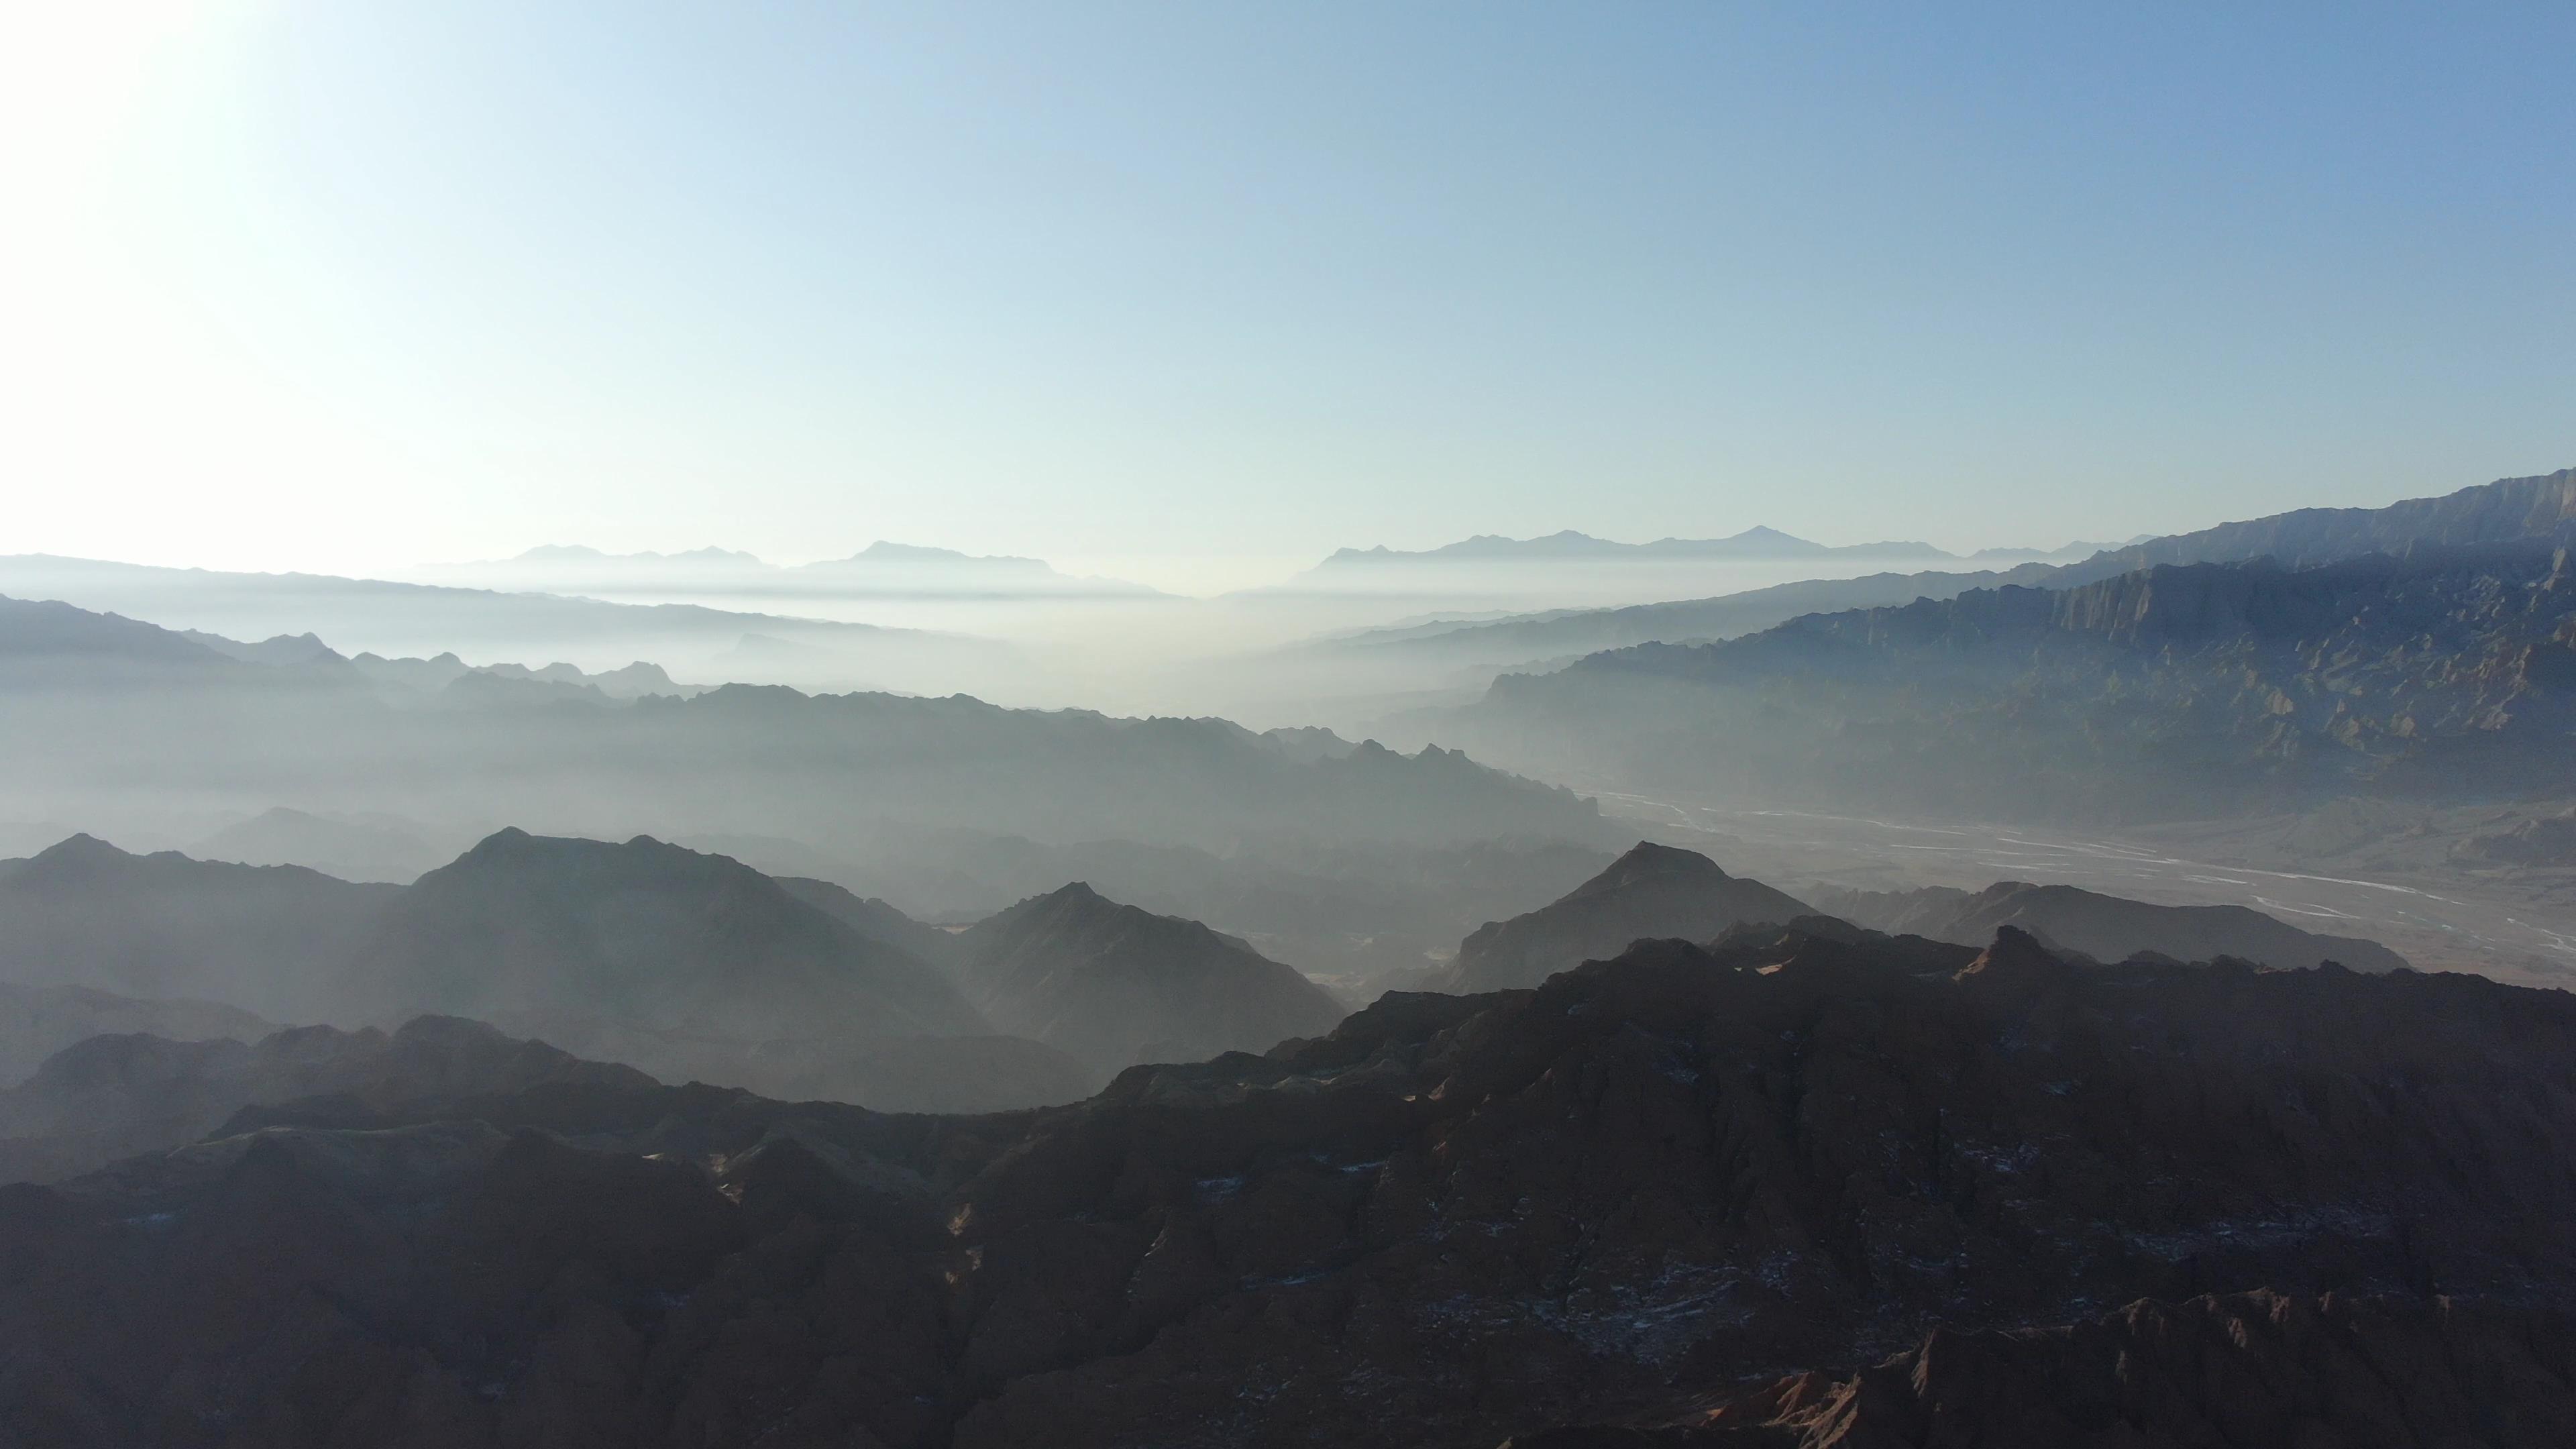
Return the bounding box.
[0,831,1371,1112]
[1441,841,1813,991]
[0,553,1019,695]
[1440,538,2576,820]
[0,593,1607,855]
[0,832,1096,1112]
[188,806,447,883]
[0,1014,648,1185]
[1329,466,2576,679]
[0,836,398,1018]
[5,928,2575,1446]
[1815,879,2412,973]
[343,827,996,1058]
[0,982,273,1088]
[953,882,1348,1079]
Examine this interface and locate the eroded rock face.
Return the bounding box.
[1502,1290,2576,1448]
[7,934,2576,1446]
[1457,539,2576,820]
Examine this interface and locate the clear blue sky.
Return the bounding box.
[4,2,2570,590]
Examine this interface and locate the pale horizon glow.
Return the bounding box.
[3,2,2571,592]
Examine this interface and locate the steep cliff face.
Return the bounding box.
[6,932,2576,1446]
[1458,541,2576,820]
[2065,466,2576,579]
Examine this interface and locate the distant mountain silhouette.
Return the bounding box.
[1815,879,2412,972]
[465,539,1167,596]
[1308,560,2061,669]
[345,829,989,1042]
[1439,841,1813,992]
[189,807,441,884]
[510,544,764,566]
[0,836,397,1018]
[955,881,1347,1078]
[0,981,273,1087]
[1309,526,1951,569]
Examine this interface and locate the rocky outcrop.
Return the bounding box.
[1815,879,2411,972]
[1502,1290,2576,1447]
[6,931,2575,1445]
[955,881,1347,1079]
[1443,841,1814,991]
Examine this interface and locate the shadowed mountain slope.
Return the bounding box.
[343,829,990,1043]
[1816,879,2412,973]
[1441,841,1813,991]
[0,835,398,1018]
[2,929,2575,1444]
[0,1014,651,1185]
[774,875,962,967]
[954,881,1347,1079]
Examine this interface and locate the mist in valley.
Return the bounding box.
[6,4,2576,1444]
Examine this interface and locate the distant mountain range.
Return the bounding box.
[0,554,1018,695]
[0,592,1606,855]
[1323,467,2575,674]
[1305,526,2120,570]
[1436,535,2576,820]
[451,539,1167,597]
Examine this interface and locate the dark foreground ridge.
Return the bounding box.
[5,928,2575,1446]
[1502,1289,2576,1448]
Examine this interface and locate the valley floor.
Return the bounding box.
[1589,790,2576,988]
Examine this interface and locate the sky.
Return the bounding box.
[3,2,2571,595]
